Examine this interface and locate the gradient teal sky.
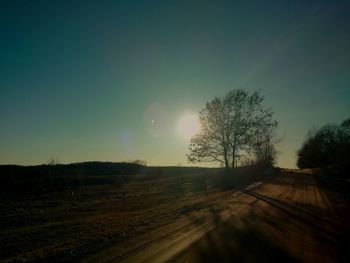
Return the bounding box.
[1,1,349,168]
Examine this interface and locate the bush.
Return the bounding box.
[297,120,350,168]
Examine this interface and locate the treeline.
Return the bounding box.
[0,161,146,195]
[0,160,273,196]
[297,118,350,169]
[0,161,220,195]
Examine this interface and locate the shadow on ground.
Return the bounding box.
[174,208,297,263]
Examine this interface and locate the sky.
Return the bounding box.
[0,0,349,168]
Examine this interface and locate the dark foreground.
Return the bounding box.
[1,170,349,262]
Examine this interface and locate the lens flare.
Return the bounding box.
[177,113,200,140]
[143,102,169,137]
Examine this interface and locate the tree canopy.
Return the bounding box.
[297,119,350,168]
[187,89,279,168]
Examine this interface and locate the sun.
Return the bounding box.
[177,113,200,140]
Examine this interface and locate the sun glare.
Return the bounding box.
[177,113,200,140]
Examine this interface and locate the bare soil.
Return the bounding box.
[1,170,349,262]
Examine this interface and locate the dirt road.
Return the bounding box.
[82,172,350,263]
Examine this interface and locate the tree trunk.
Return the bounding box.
[224,150,229,169]
[231,148,236,168]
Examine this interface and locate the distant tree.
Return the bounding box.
[130,159,147,166]
[47,157,60,165]
[249,109,279,166]
[342,118,350,134]
[187,89,279,168]
[297,120,350,168]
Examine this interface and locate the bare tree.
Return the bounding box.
[249,109,279,166]
[224,89,265,167]
[47,157,60,165]
[342,118,350,135]
[188,97,231,167]
[187,89,278,168]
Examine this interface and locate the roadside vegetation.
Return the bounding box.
[297,118,350,169]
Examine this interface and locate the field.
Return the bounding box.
[0,167,349,262]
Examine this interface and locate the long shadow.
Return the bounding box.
[173,185,350,263]
[263,172,318,188]
[173,209,297,263]
[242,189,347,234]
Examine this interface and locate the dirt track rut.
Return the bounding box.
[83,172,350,263]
